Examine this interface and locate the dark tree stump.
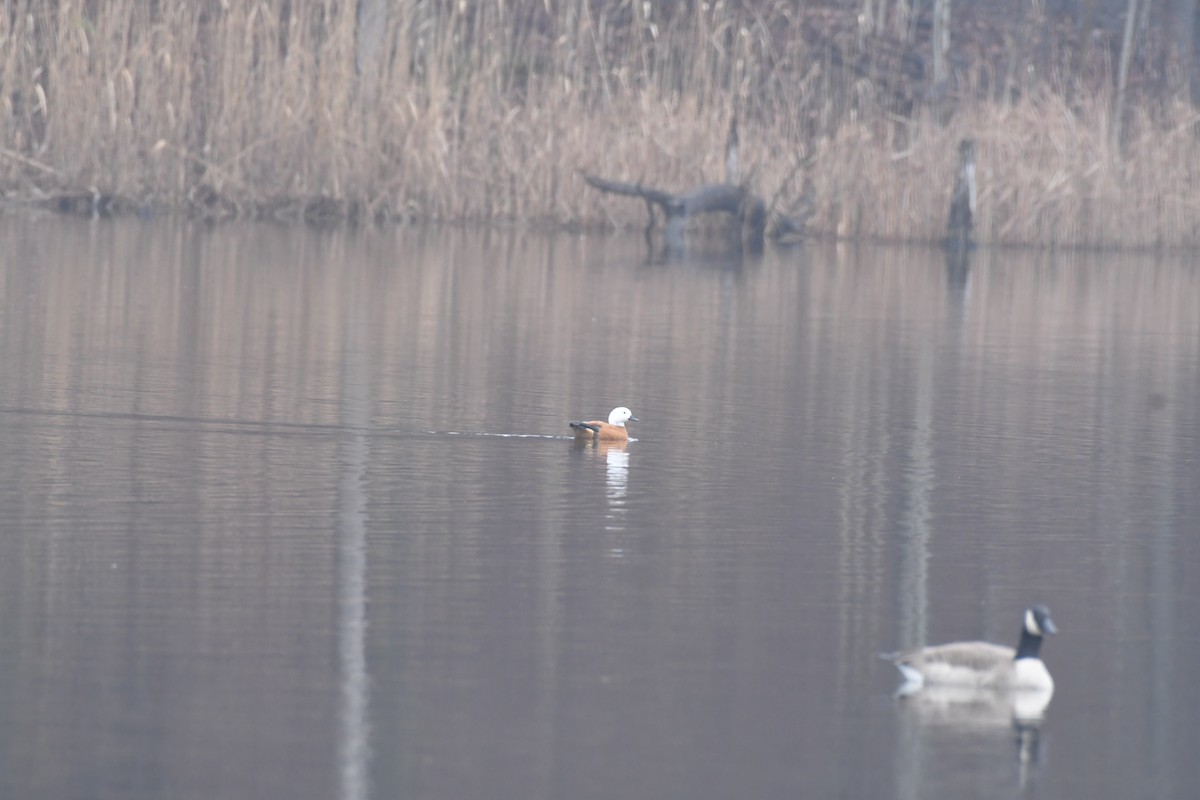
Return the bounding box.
[946,138,976,251]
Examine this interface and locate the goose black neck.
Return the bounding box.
[1014,627,1043,660]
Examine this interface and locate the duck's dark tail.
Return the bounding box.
[569,422,601,441]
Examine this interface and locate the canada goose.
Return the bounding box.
[569,407,638,443]
[886,606,1057,692]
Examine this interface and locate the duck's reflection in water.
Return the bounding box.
[572,440,630,536]
[603,445,629,504]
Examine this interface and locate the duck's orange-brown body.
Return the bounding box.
[570,420,630,442]
[569,407,637,443]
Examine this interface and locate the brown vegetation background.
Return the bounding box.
[2,1,1200,248]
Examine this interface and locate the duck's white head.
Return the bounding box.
[608,407,638,426]
[1024,605,1057,638]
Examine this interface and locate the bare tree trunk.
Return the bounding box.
[725,116,740,185]
[931,0,951,89]
[355,0,389,93]
[891,0,912,41]
[860,0,877,37]
[1066,0,1100,94]
[1113,0,1140,154]
[1175,0,1198,102]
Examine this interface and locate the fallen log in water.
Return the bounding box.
[582,172,767,251]
[581,115,811,253]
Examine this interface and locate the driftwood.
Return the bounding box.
[582,173,767,251]
[583,116,791,253]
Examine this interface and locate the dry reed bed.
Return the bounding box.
[2,2,1199,248]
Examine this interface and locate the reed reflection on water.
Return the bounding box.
[0,216,1197,800]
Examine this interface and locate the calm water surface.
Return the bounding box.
[0,216,1197,800]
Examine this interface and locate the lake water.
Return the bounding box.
[0,215,1197,800]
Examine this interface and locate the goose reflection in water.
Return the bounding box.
[895,681,1054,729]
[894,683,1052,789]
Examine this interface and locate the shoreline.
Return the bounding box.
[2,3,1198,250]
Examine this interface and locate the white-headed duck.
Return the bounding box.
[570,407,638,443]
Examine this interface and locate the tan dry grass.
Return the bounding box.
[2,2,1200,248]
[803,90,1200,249]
